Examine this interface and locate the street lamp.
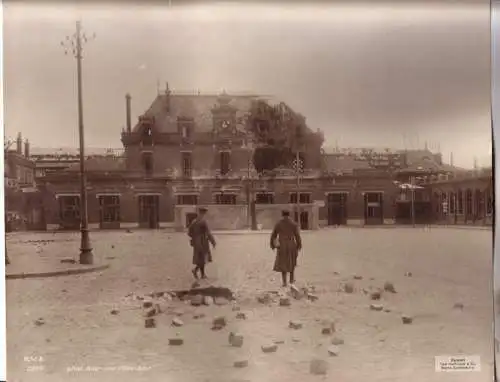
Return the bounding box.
[60,21,95,264]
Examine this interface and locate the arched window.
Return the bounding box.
[465,189,473,216]
[449,192,456,214]
[457,189,464,214]
[474,189,483,217]
[487,189,493,215]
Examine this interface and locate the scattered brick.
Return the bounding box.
[370,304,384,312]
[212,316,227,330]
[144,308,157,317]
[257,293,271,304]
[343,283,354,294]
[215,297,229,306]
[261,344,278,353]
[168,338,184,346]
[172,318,184,327]
[383,282,396,293]
[145,318,156,328]
[310,359,328,375]
[370,291,382,301]
[143,301,153,309]
[289,320,303,330]
[233,360,249,368]
[402,315,413,324]
[307,293,319,302]
[279,297,291,307]
[327,345,340,356]
[236,312,247,320]
[191,295,203,306]
[229,332,244,347]
[331,336,344,345]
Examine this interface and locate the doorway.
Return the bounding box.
[364,192,384,225]
[327,192,348,226]
[294,211,309,230]
[138,195,160,229]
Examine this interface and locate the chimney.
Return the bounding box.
[125,93,132,133]
[16,133,22,154]
[24,139,30,158]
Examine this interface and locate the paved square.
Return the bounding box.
[6,228,493,382]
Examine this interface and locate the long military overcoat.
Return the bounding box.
[270,217,302,273]
[188,218,216,266]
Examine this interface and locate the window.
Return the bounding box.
[457,189,464,214]
[289,193,311,204]
[215,193,237,204]
[142,125,153,146]
[99,195,120,222]
[449,192,456,214]
[181,152,192,177]
[487,190,493,215]
[142,152,153,175]
[177,194,198,205]
[433,192,440,213]
[255,192,274,204]
[59,196,80,222]
[220,151,231,175]
[465,189,473,215]
[474,190,483,216]
[441,192,447,215]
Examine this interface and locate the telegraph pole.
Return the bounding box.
[61,21,95,264]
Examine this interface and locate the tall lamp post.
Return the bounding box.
[293,125,304,228]
[61,21,95,264]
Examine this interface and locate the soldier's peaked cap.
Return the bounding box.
[282,210,290,216]
[198,207,208,213]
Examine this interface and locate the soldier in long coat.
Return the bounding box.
[270,210,302,287]
[187,207,216,279]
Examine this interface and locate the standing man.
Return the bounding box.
[188,207,216,279]
[270,210,302,287]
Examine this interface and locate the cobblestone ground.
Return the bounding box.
[6,228,494,382]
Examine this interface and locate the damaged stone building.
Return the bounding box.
[33,88,493,231]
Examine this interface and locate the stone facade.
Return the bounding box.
[32,88,493,231]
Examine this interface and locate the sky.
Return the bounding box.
[2,1,493,168]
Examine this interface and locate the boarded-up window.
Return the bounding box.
[215,193,236,205]
[289,193,311,204]
[177,194,198,205]
[255,192,274,204]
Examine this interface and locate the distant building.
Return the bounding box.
[4,133,43,230]
[29,87,492,231]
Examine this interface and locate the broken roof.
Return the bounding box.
[133,92,281,134]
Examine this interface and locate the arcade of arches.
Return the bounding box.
[429,177,493,225]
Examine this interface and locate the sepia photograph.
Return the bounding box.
[2,1,495,381]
